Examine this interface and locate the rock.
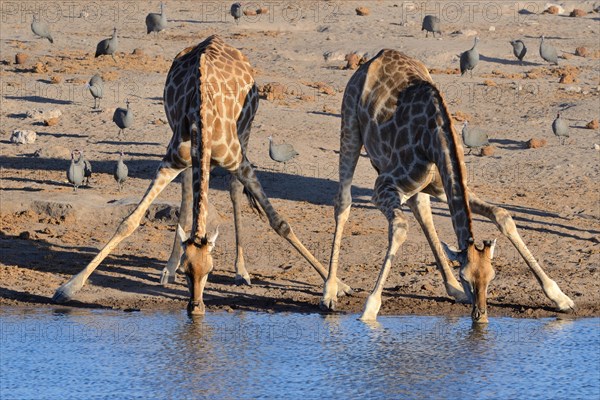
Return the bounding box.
[575,47,588,57]
[421,283,434,292]
[483,80,497,87]
[243,9,257,16]
[258,83,286,101]
[10,130,36,144]
[586,119,599,129]
[19,231,31,240]
[559,73,576,84]
[26,108,62,121]
[15,53,28,64]
[33,145,71,159]
[356,7,370,16]
[543,4,563,14]
[570,9,586,17]
[50,75,62,84]
[480,145,495,156]
[527,138,547,148]
[562,53,573,60]
[489,26,496,31]
[323,50,346,62]
[256,7,269,15]
[132,48,144,56]
[33,62,47,73]
[594,144,600,151]
[44,117,59,126]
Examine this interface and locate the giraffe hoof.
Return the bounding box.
[337,283,354,298]
[234,274,252,286]
[319,298,337,312]
[52,284,75,303]
[159,269,177,285]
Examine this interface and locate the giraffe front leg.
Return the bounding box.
[407,193,468,303]
[161,168,193,285]
[54,164,184,302]
[230,175,251,285]
[361,187,408,321]
[469,193,575,312]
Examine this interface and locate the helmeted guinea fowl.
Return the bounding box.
[462,121,489,155]
[113,99,134,138]
[113,152,128,191]
[539,35,558,65]
[421,15,441,38]
[510,40,527,64]
[268,135,298,164]
[552,113,569,145]
[31,15,54,43]
[460,37,480,78]
[95,28,118,62]
[86,74,103,109]
[230,3,242,24]
[67,150,85,191]
[146,2,167,36]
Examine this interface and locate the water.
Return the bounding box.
[1,308,598,400]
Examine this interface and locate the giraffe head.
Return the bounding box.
[443,238,496,323]
[177,225,219,316]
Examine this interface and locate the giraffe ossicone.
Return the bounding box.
[322,49,574,323]
[53,35,352,314]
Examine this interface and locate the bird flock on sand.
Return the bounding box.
[27,5,578,191]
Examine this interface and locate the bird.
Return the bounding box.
[67,150,85,191]
[230,3,242,24]
[113,99,134,138]
[82,153,92,186]
[421,15,441,38]
[95,27,118,62]
[539,35,558,65]
[460,37,480,78]
[462,121,489,154]
[146,2,167,36]
[268,135,298,164]
[552,113,569,145]
[31,15,53,43]
[510,40,527,64]
[113,152,128,191]
[85,74,103,109]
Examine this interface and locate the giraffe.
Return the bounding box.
[53,35,352,314]
[320,49,575,323]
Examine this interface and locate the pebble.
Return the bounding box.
[10,129,36,144]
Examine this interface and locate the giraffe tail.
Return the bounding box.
[243,186,264,216]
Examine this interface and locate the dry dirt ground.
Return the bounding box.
[1,1,599,320]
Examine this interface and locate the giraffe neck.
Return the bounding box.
[427,85,474,248]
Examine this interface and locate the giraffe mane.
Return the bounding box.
[429,83,474,237]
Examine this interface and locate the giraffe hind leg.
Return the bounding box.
[234,161,353,297]
[54,163,184,302]
[406,193,467,302]
[230,174,252,285]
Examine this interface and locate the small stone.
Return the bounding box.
[480,145,495,156]
[559,73,576,84]
[593,144,600,151]
[44,117,59,126]
[132,48,144,56]
[421,283,434,292]
[323,50,346,62]
[243,9,257,16]
[26,108,62,121]
[15,53,28,64]
[10,129,36,144]
[50,75,62,84]
[488,26,496,31]
[570,8,586,17]
[19,231,31,240]
[562,53,573,60]
[33,145,70,159]
[483,79,497,87]
[33,62,47,73]
[356,6,370,16]
[527,138,547,149]
[586,119,599,129]
[575,47,588,57]
[256,7,269,15]
[544,5,561,14]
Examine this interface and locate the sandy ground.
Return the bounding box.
[1,1,599,320]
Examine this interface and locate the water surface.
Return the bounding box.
[1,308,598,399]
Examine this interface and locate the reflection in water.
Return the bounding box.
[1,309,598,399]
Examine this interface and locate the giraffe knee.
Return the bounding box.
[271,219,291,236]
[493,208,517,236]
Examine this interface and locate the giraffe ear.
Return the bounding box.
[441,242,465,263]
[207,226,219,252]
[177,224,189,243]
